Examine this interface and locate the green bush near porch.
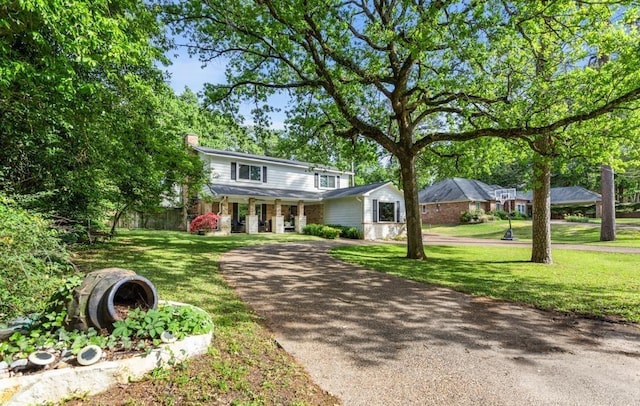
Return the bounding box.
[326,224,363,239]
[302,223,341,239]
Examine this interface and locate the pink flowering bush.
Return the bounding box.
[189,212,220,233]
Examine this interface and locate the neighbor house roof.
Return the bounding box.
[418,178,501,203]
[521,186,602,205]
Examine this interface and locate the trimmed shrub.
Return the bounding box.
[325,224,363,239]
[302,223,323,236]
[460,209,485,223]
[302,224,341,239]
[511,211,528,220]
[479,214,496,223]
[189,212,220,233]
[564,214,590,223]
[0,194,74,323]
[459,211,473,223]
[491,210,509,220]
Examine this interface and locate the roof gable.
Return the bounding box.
[323,181,394,199]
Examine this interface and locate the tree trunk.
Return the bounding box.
[600,163,616,241]
[181,183,188,230]
[398,154,427,260]
[110,211,121,236]
[531,155,552,264]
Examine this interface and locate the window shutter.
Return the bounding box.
[337,175,341,188]
[262,166,267,183]
[396,201,400,222]
[372,199,378,222]
[314,173,319,188]
[231,162,236,180]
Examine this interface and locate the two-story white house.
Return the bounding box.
[186,134,406,240]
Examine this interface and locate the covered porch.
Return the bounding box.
[196,185,323,235]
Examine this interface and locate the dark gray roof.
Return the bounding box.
[419,178,500,203]
[521,186,601,204]
[206,181,395,202]
[323,182,391,199]
[193,146,348,173]
[207,184,324,201]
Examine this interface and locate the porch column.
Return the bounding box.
[295,200,306,233]
[272,199,284,233]
[246,198,259,234]
[219,196,231,235]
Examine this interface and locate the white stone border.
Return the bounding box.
[0,302,213,405]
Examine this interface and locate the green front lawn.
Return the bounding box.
[425,220,640,247]
[331,244,640,323]
[71,230,338,405]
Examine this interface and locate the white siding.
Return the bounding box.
[324,197,363,229]
[362,185,406,239]
[201,154,350,193]
[364,187,406,223]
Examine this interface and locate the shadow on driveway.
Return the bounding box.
[220,241,640,405]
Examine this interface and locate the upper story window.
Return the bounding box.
[231,162,267,183]
[315,173,338,189]
[239,164,261,181]
[320,174,335,188]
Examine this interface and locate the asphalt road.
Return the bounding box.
[220,241,640,406]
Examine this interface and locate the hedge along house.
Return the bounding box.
[418,178,529,224]
[185,134,406,239]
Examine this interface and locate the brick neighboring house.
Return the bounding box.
[418,178,528,224]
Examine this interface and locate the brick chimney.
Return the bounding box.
[184,133,199,147]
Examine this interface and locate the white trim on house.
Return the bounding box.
[186,135,405,239]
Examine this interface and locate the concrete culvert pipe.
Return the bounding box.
[67,268,158,331]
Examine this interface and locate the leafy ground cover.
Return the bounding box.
[64,230,339,406]
[425,220,640,247]
[331,244,640,323]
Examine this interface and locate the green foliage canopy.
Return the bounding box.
[0,0,204,224]
[163,0,640,259]
[0,194,74,322]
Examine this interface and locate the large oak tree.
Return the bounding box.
[165,0,640,260]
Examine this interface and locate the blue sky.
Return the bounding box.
[164,46,288,129]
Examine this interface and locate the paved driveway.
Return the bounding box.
[220,241,640,405]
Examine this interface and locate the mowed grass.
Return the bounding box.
[425,220,640,247]
[69,229,338,406]
[68,227,640,403]
[331,244,640,323]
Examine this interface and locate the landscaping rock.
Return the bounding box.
[9,359,28,371]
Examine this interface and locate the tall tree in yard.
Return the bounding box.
[600,164,616,241]
[164,1,640,260]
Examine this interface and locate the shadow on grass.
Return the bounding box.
[74,230,317,327]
